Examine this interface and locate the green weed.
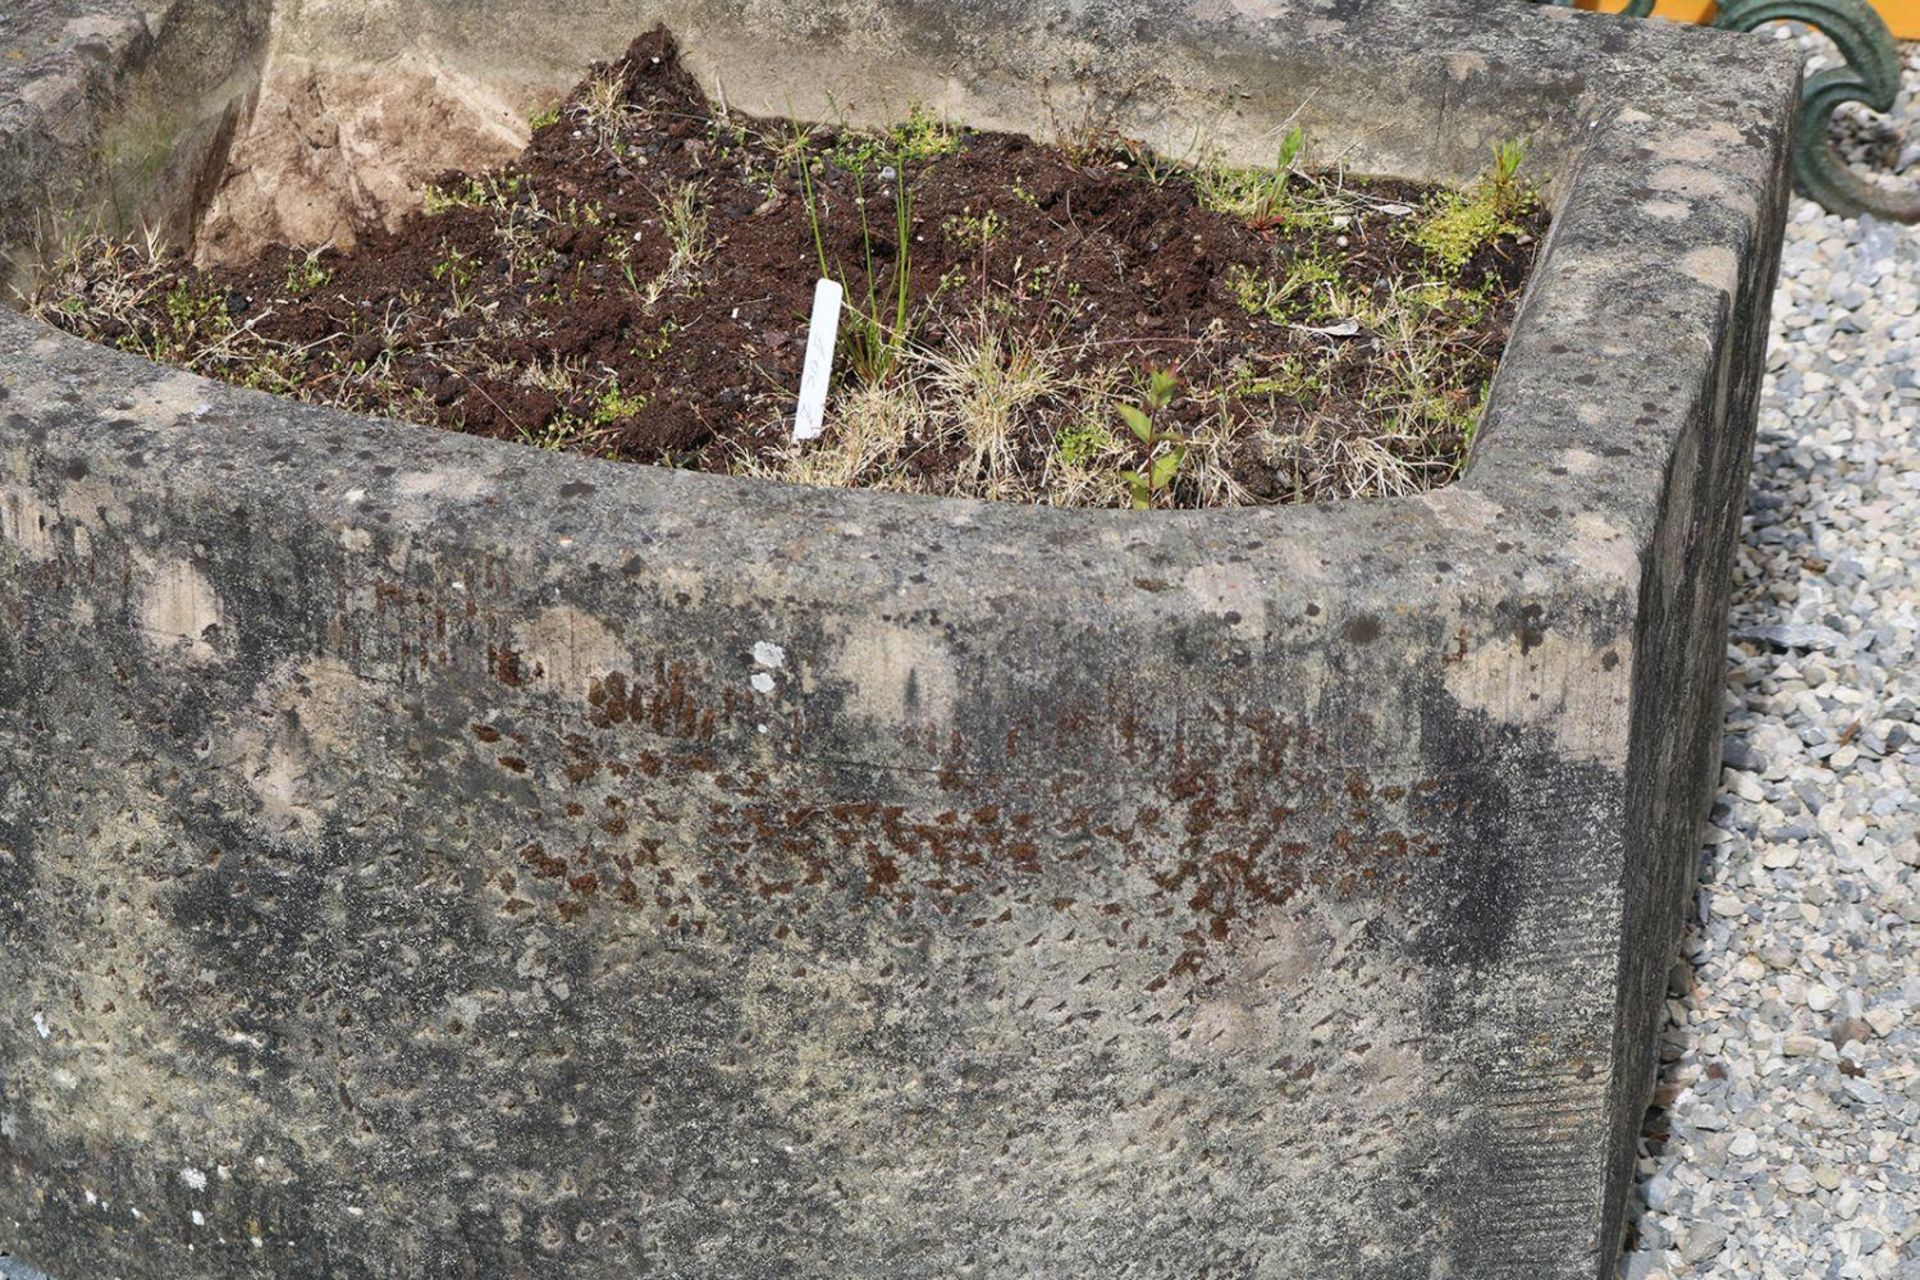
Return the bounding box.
[831,105,960,172]
[1117,367,1187,509]
[1225,255,1340,324]
[1054,419,1114,467]
[592,379,647,423]
[943,209,1005,253]
[796,140,917,384]
[637,181,712,308]
[430,243,481,315]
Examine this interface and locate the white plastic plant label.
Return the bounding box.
[793,277,843,441]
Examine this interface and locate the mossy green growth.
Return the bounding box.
[1225,254,1340,324]
[1054,419,1114,467]
[1410,140,1537,274]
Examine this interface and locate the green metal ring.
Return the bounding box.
[1714,0,1920,220]
[1529,0,1918,220]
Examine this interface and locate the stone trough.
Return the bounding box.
[0,1,1796,1277]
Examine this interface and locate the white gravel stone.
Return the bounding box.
[1620,31,1920,1280]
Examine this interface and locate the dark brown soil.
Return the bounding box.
[34,29,1547,507]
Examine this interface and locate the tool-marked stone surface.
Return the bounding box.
[0,1,1796,1278]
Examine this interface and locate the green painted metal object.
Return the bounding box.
[1536,0,1917,220]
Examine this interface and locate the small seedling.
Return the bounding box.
[1489,139,1528,210]
[830,104,959,173]
[1054,419,1114,467]
[161,278,228,354]
[430,243,481,315]
[1226,254,1341,325]
[943,209,1004,254]
[637,181,712,308]
[1117,367,1187,510]
[284,246,331,296]
[1195,126,1307,228]
[592,377,647,424]
[891,105,961,163]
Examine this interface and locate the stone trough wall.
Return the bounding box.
[0,2,1797,1277]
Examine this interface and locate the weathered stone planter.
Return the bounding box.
[0,2,1795,1277]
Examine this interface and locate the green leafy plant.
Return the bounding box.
[1489,139,1528,210]
[518,414,608,452]
[943,209,1004,253]
[430,243,481,315]
[1116,367,1187,509]
[1225,254,1341,324]
[891,105,961,163]
[157,277,229,360]
[592,378,647,423]
[1054,419,1114,467]
[830,104,959,173]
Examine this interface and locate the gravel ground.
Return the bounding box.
[1618,34,1920,1280]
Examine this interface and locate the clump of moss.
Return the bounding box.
[1224,255,1340,325]
[830,104,959,172]
[1411,140,1536,273]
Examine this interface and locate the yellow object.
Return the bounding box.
[1643,0,1719,22]
[1577,0,1920,38]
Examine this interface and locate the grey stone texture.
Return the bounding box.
[0,1,1797,1277]
[0,0,270,298]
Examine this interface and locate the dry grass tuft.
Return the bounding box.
[571,67,640,155]
[640,181,713,308]
[755,315,1267,509]
[923,322,1061,500]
